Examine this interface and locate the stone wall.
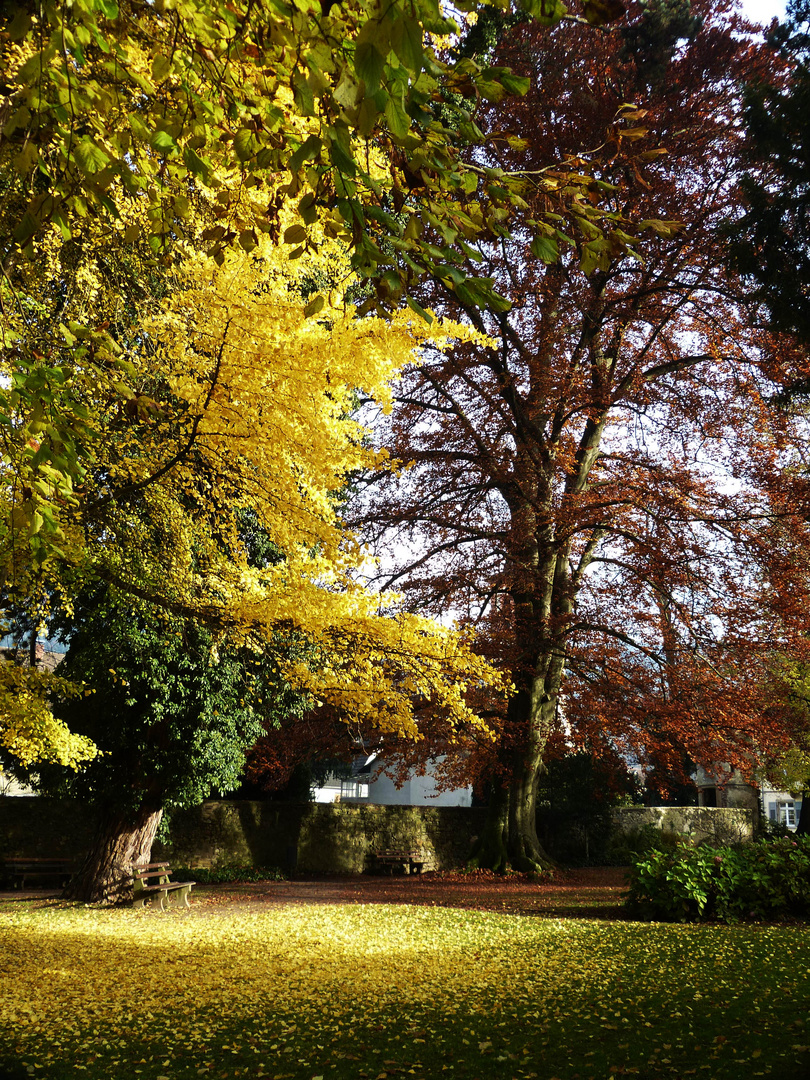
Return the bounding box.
[155,801,488,872]
[0,797,487,873]
[612,805,757,846]
[0,797,757,873]
[0,796,96,859]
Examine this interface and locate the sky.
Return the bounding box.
[741,0,787,22]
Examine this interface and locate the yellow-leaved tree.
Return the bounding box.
[92,232,501,740]
[0,0,633,895]
[1,225,506,899]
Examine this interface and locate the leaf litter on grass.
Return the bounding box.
[0,900,808,1079]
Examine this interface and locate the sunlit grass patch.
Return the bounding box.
[1,900,808,1079]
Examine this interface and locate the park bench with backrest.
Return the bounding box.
[0,857,74,890]
[373,850,425,875]
[131,862,194,910]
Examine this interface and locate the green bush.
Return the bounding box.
[173,862,286,884]
[626,835,810,922]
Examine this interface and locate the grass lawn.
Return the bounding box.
[1,889,808,1080]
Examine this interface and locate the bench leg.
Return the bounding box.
[150,891,168,912]
[169,885,191,909]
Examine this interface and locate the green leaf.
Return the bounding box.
[476,79,507,104]
[255,147,278,169]
[97,0,120,17]
[518,0,567,24]
[289,134,322,173]
[575,215,602,240]
[391,17,423,73]
[73,138,110,175]
[365,205,402,234]
[7,8,32,40]
[128,111,150,141]
[151,54,171,83]
[384,93,411,139]
[293,74,315,116]
[639,219,683,239]
[329,136,357,177]
[150,129,177,154]
[334,71,361,110]
[355,41,386,93]
[283,224,308,244]
[233,129,258,163]
[436,264,465,286]
[99,194,120,218]
[406,296,433,324]
[530,235,559,263]
[303,295,325,318]
[500,72,531,96]
[51,210,71,241]
[580,240,611,275]
[183,145,210,179]
[298,192,319,225]
[357,95,381,137]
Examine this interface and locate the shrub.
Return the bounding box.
[173,862,286,884]
[626,835,810,922]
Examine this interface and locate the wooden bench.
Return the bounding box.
[0,857,74,890]
[131,862,194,911]
[373,851,425,875]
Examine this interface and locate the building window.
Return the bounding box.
[340,780,369,799]
[769,801,797,828]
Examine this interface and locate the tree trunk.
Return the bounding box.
[506,759,554,872]
[64,803,163,904]
[469,781,510,872]
[797,789,810,836]
[469,684,557,875]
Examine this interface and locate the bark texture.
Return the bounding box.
[64,804,163,904]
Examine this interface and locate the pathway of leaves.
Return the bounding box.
[1,900,808,1080]
[188,868,629,920]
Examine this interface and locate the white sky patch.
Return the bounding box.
[741,0,787,23]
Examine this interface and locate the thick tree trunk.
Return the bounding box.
[507,760,554,872]
[469,684,557,875]
[470,769,555,874]
[469,781,511,872]
[64,804,163,904]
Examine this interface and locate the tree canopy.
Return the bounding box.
[0,0,636,573]
[0,227,503,770]
[349,0,810,869]
[727,0,810,346]
[0,0,638,771]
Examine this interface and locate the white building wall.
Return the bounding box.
[358,767,472,807]
[312,756,473,807]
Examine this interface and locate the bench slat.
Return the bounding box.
[130,862,194,910]
[372,851,425,875]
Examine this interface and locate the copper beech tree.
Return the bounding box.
[348,0,810,871]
